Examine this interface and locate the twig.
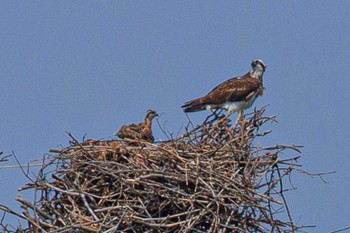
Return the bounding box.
[0,106,317,232]
[330,226,350,233]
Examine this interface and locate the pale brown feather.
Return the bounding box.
[182,73,262,112]
[115,110,158,143]
[181,59,266,113]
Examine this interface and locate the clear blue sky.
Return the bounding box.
[1,1,349,232]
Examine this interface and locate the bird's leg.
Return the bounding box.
[235,111,249,135]
[233,111,244,128]
[238,110,244,122]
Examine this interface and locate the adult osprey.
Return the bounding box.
[116,109,158,143]
[181,59,266,118]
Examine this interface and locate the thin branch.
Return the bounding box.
[0,106,320,232]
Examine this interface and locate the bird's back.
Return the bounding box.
[116,123,143,141]
[182,74,262,113]
[116,122,155,143]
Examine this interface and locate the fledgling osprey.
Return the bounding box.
[181,59,266,118]
[115,109,158,143]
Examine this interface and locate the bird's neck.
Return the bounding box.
[250,68,264,79]
[144,117,152,127]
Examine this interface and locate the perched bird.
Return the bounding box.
[181,59,266,120]
[115,109,158,143]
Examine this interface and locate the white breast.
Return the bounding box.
[223,94,258,114]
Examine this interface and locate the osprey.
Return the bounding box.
[181,59,266,119]
[115,109,158,143]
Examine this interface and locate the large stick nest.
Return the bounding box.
[2,107,303,232]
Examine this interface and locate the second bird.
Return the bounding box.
[181,59,267,119]
[116,109,158,143]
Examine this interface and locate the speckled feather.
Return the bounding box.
[116,110,158,142]
[181,59,266,115]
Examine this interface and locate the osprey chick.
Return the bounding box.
[116,109,158,143]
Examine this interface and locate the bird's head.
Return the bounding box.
[251,59,267,72]
[145,109,159,121]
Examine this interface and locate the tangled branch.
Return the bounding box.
[1,107,309,232]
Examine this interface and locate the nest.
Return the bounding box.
[2,107,303,232]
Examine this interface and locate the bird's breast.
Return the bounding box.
[224,94,258,114]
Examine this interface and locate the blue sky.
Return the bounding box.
[1,1,350,232]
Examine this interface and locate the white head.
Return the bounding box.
[250,59,266,78]
[251,59,266,72]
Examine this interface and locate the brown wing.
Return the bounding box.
[117,123,155,143]
[182,73,261,112]
[207,75,261,103]
[141,127,155,142]
[116,123,143,140]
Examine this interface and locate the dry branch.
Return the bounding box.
[1,107,308,232]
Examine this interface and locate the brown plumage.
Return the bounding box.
[181,59,266,116]
[115,109,158,142]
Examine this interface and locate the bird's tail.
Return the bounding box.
[181,98,207,112]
